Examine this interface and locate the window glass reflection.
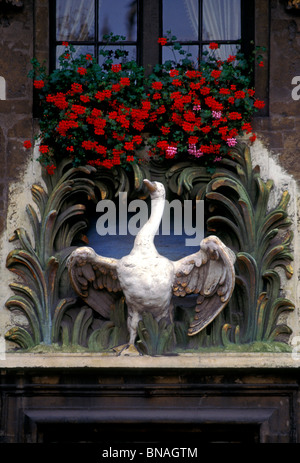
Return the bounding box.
[202,0,241,41]
[98,0,137,41]
[163,0,198,41]
[56,0,95,41]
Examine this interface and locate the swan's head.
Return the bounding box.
[143,179,165,199]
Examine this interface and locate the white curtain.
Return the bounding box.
[202,0,241,41]
[183,0,198,38]
[56,0,95,41]
[184,0,241,60]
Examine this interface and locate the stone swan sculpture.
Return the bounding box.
[67,179,236,353]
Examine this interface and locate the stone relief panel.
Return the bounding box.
[0,141,297,356]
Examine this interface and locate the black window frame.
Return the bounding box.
[161,0,254,62]
[49,0,255,71]
[49,0,142,70]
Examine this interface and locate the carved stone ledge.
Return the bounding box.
[0,352,299,370]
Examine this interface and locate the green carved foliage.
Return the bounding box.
[88,297,129,351]
[5,162,96,348]
[197,143,294,347]
[4,143,295,354]
[136,313,174,356]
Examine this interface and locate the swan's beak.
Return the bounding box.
[143,179,157,193]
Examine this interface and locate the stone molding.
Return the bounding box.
[0,352,299,369]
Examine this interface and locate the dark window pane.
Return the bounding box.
[202,0,241,41]
[56,0,95,41]
[98,0,137,41]
[163,44,199,65]
[163,0,199,41]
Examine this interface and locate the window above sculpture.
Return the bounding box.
[162,0,242,62]
[51,0,254,69]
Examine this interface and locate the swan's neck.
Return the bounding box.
[133,196,165,250]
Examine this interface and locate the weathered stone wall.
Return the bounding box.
[0,0,49,346]
[253,0,300,179]
[0,0,48,248]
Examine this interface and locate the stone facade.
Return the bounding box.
[1,0,300,444]
[253,1,300,180]
[0,0,48,239]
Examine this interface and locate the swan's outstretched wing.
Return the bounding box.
[172,236,236,336]
[67,247,122,318]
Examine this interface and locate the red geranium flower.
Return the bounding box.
[169,69,179,77]
[188,136,198,145]
[172,79,182,87]
[161,126,170,135]
[235,90,246,99]
[228,112,242,120]
[46,164,56,175]
[242,122,252,133]
[23,140,32,149]
[120,77,130,86]
[219,88,230,95]
[152,93,161,100]
[151,81,163,90]
[112,84,121,92]
[80,94,90,103]
[71,83,83,93]
[254,99,265,109]
[209,42,219,50]
[33,80,45,89]
[39,144,49,154]
[158,37,167,46]
[77,67,87,76]
[227,55,236,63]
[111,64,122,73]
[211,70,222,79]
[124,141,134,151]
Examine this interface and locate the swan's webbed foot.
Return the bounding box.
[113,343,141,356]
